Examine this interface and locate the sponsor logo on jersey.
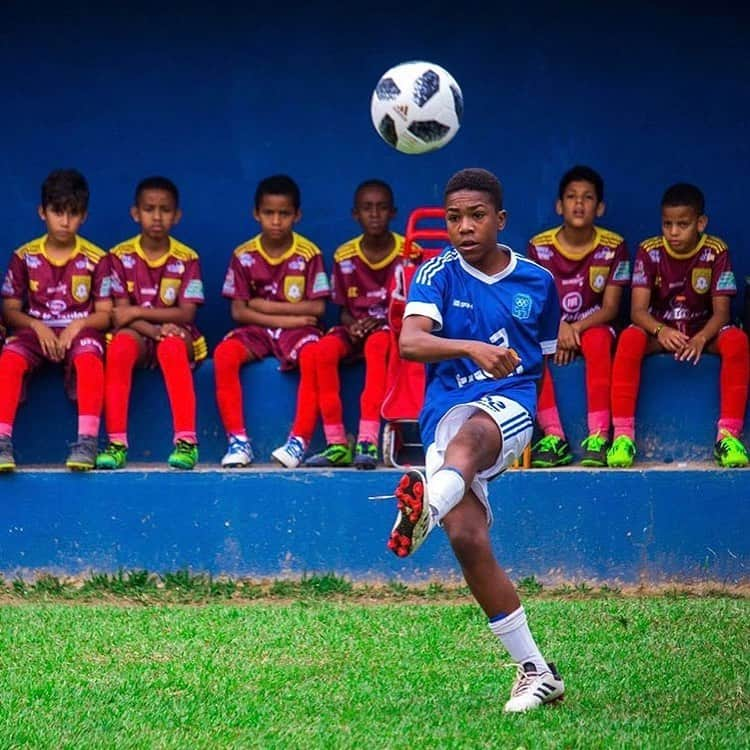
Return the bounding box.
[222,269,236,296]
[312,272,330,294]
[452,299,474,309]
[29,279,39,292]
[339,260,355,274]
[535,246,553,261]
[48,299,68,314]
[691,268,711,294]
[160,278,181,305]
[284,275,305,302]
[589,266,609,293]
[612,261,631,282]
[367,288,387,299]
[288,258,305,271]
[561,276,583,287]
[239,253,254,267]
[167,261,185,274]
[71,275,91,303]
[716,271,736,292]
[75,259,88,270]
[99,276,112,297]
[121,254,136,268]
[512,293,532,320]
[593,249,616,261]
[562,291,583,314]
[184,279,204,301]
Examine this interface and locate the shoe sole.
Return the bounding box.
[607,460,634,468]
[354,459,377,470]
[222,461,253,468]
[0,463,16,472]
[387,470,431,558]
[531,458,574,468]
[580,459,607,467]
[66,462,94,471]
[270,449,300,469]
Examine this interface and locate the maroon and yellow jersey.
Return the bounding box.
[526,226,630,323]
[221,232,330,304]
[108,235,205,309]
[632,233,737,335]
[1,234,109,328]
[331,233,408,321]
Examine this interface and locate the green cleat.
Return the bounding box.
[580,432,610,467]
[168,440,198,470]
[714,430,749,468]
[96,442,128,470]
[530,435,573,468]
[607,435,636,468]
[304,442,353,467]
[353,441,379,470]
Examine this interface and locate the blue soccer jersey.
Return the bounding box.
[404,246,560,446]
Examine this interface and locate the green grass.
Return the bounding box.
[0,596,747,749]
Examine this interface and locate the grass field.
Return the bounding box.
[0,578,747,749]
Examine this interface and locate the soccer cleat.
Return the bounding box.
[580,432,610,467]
[168,440,198,470]
[503,661,565,713]
[65,436,99,471]
[271,435,306,468]
[607,435,636,468]
[387,469,435,557]
[304,443,353,467]
[714,430,749,468]
[530,435,573,468]
[353,441,378,470]
[95,442,128,470]
[221,436,254,468]
[0,436,16,472]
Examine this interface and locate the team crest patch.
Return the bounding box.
[71,275,91,303]
[691,268,711,294]
[160,278,181,305]
[512,293,532,320]
[284,275,305,302]
[589,266,609,293]
[716,271,736,292]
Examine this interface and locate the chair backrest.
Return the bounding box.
[403,206,449,260]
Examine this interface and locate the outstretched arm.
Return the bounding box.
[399,314,520,379]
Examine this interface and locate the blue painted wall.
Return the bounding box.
[1,2,749,350]
[1,469,747,583]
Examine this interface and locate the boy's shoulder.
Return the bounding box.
[110,236,199,261]
[702,233,729,254]
[596,226,625,248]
[12,235,46,259]
[529,226,624,249]
[528,227,558,248]
[233,232,322,260]
[333,232,407,263]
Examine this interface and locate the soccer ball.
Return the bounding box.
[370,61,463,155]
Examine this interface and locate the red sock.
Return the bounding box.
[0,350,30,436]
[104,333,140,444]
[536,362,564,438]
[358,329,390,443]
[214,337,249,437]
[611,326,648,439]
[716,327,750,438]
[291,341,319,443]
[74,352,104,437]
[157,335,196,443]
[580,325,614,436]
[316,334,349,445]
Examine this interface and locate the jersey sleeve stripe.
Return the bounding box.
[404,301,442,330]
[541,339,557,355]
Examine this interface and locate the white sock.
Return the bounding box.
[488,606,547,672]
[428,467,466,522]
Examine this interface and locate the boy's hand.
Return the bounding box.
[57,319,86,355]
[676,333,708,365]
[113,306,140,329]
[158,323,187,340]
[656,325,689,353]
[468,342,521,378]
[31,320,63,361]
[348,316,384,340]
[553,321,580,366]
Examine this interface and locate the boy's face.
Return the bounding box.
[254,194,300,243]
[38,204,87,245]
[556,180,604,228]
[445,189,506,267]
[131,188,181,241]
[661,205,707,253]
[352,186,395,238]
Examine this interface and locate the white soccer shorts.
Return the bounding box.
[425,394,533,526]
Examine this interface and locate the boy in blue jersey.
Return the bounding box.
[386,168,564,713]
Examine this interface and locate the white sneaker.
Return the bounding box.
[387,469,436,557]
[221,437,254,468]
[271,435,306,468]
[503,661,564,713]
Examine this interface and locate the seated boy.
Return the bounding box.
[274,179,406,469]
[96,177,207,470]
[527,165,630,467]
[214,174,330,467]
[0,169,111,471]
[608,183,749,468]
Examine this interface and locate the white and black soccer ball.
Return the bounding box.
[370,61,463,155]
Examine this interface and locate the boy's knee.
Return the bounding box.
[718,326,749,357]
[0,349,30,375]
[445,520,489,565]
[214,338,246,370]
[298,341,318,369]
[156,335,188,364]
